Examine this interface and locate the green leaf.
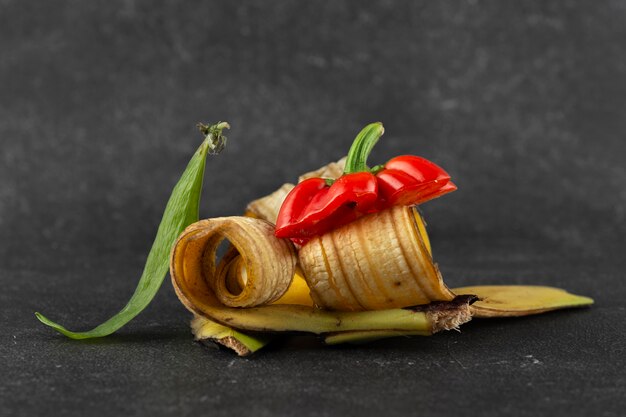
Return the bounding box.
[35,122,229,339]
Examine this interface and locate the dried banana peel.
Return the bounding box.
[245,157,348,223]
[246,183,295,225]
[174,157,592,356]
[299,205,453,311]
[189,270,313,355]
[452,285,593,318]
[298,156,347,182]
[191,316,271,356]
[323,286,594,346]
[246,157,433,310]
[170,219,474,334]
[169,215,295,354]
[194,159,353,353]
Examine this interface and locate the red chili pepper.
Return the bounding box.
[375,155,456,207]
[274,173,378,244]
[275,123,456,243]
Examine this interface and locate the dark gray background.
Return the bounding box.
[1,1,625,416]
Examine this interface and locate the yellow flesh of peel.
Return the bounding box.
[273,269,314,306]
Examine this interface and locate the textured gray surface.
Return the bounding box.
[1,1,625,416]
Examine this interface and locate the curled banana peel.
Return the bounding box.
[299,205,453,311]
[245,157,352,308]
[170,218,474,328]
[246,157,431,309]
[180,160,351,355]
[179,216,297,308]
[173,158,593,355]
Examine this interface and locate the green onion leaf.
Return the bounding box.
[35,122,230,339]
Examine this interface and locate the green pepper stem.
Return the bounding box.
[343,122,385,174]
[197,121,230,155]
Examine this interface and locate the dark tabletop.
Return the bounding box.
[1,1,625,416]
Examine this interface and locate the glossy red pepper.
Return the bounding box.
[275,123,456,243]
[375,155,456,208]
[274,173,378,244]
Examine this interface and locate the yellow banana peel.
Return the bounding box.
[453,285,593,318]
[179,158,592,356]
